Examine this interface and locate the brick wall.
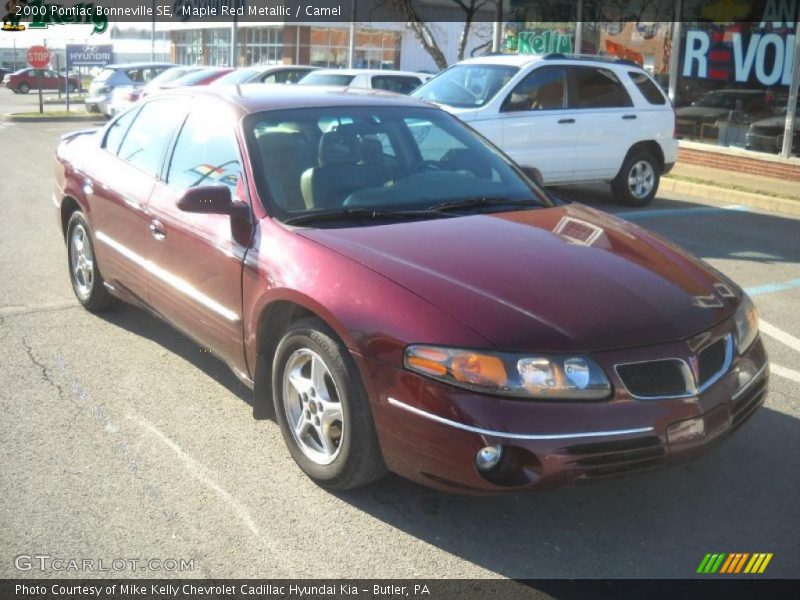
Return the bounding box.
[678,147,800,182]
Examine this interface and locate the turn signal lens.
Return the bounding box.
[404,345,611,400]
[451,353,508,388]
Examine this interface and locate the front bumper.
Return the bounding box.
[363,335,768,494]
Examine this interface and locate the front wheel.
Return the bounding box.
[17,82,30,94]
[612,150,660,207]
[66,211,115,312]
[272,317,386,490]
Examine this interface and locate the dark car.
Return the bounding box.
[53,86,768,494]
[746,107,800,155]
[676,89,769,138]
[211,65,320,86]
[4,68,79,93]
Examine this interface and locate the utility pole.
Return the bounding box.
[348,0,357,68]
[492,0,503,53]
[230,5,238,67]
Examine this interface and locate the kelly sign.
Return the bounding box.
[66,44,114,68]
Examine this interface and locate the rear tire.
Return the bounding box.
[612,150,660,207]
[272,317,386,490]
[66,211,115,313]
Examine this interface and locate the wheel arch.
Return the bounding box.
[60,195,82,241]
[622,140,665,175]
[251,295,357,420]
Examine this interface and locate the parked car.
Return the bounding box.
[299,69,432,94]
[161,67,234,89]
[211,65,320,86]
[676,89,770,136]
[85,62,176,117]
[745,107,800,155]
[4,68,79,94]
[412,54,678,206]
[54,86,767,494]
[108,66,205,115]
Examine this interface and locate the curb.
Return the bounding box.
[2,113,104,123]
[661,177,800,218]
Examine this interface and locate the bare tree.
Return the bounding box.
[385,0,496,70]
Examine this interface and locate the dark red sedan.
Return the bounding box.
[53,86,768,493]
[6,68,79,94]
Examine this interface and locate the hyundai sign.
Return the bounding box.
[66,44,114,68]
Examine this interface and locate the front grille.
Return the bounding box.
[563,436,667,479]
[697,338,727,387]
[616,359,687,398]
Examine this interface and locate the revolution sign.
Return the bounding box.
[66,44,114,68]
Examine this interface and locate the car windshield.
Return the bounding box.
[412,64,519,108]
[245,106,549,226]
[211,68,260,86]
[299,73,356,86]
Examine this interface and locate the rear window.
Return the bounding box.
[628,71,666,105]
[571,67,633,109]
[371,75,421,94]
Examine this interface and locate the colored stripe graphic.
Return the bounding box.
[700,553,774,574]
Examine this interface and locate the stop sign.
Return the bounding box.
[27,45,51,69]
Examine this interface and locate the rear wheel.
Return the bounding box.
[17,82,30,94]
[67,82,77,93]
[272,317,386,490]
[66,211,114,312]
[612,150,660,207]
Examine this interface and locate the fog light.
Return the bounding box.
[475,445,503,472]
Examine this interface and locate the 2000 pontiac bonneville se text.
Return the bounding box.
[53,85,769,494]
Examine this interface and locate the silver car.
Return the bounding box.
[85,62,175,117]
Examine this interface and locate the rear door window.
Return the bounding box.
[571,67,633,109]
[628,71,666,105]
[117,99,187,178]
[104,108,138,154]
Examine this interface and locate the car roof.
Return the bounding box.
[308,68,426,78]
[104,62,176,70]
[456,53,647,70]
[159,84,434,114]
[457,54,547,67]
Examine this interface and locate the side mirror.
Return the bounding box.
[176,185,249,219]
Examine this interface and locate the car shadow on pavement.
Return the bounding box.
[96,303,252,407]
[335,405,799,578]
[555,184,800,266]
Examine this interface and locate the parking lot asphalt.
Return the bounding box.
[1,92,799,579]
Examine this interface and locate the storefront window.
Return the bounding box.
[174,30,203,66]
[244,27,284,65]
[675,21,797,156]
[305,27,400,69]
[204,29,231,67]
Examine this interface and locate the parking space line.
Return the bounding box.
[746,278,800,297]
[771,364,800,383]
[759,319,800,354]
[130,415,265,541]
[617,205,750,220]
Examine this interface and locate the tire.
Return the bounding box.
[272,317,386,490]
[611,149,661,207]
[67,83,76,93]
[17,82,30,94]
[66,211,115,313]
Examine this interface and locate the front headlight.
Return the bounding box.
[404,345,612,400]
[733,295,759,354]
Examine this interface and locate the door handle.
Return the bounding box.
[148,219,166,241]
[622,114,637,120]
[558,118,575,124]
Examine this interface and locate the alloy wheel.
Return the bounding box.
[69,223,94,298]
[627,160,655,199]
[282,348,345,465]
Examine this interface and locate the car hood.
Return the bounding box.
[750,115,800,131]
[299,204,740,352]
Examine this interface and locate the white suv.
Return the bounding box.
[412,54,678,206]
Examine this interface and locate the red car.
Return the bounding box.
[6,68,79,93]
[53,87,768,494]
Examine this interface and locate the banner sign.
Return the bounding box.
[66,44,114,67]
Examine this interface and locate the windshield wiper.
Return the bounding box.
[282,207,453,226]
[430,196,543,213]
